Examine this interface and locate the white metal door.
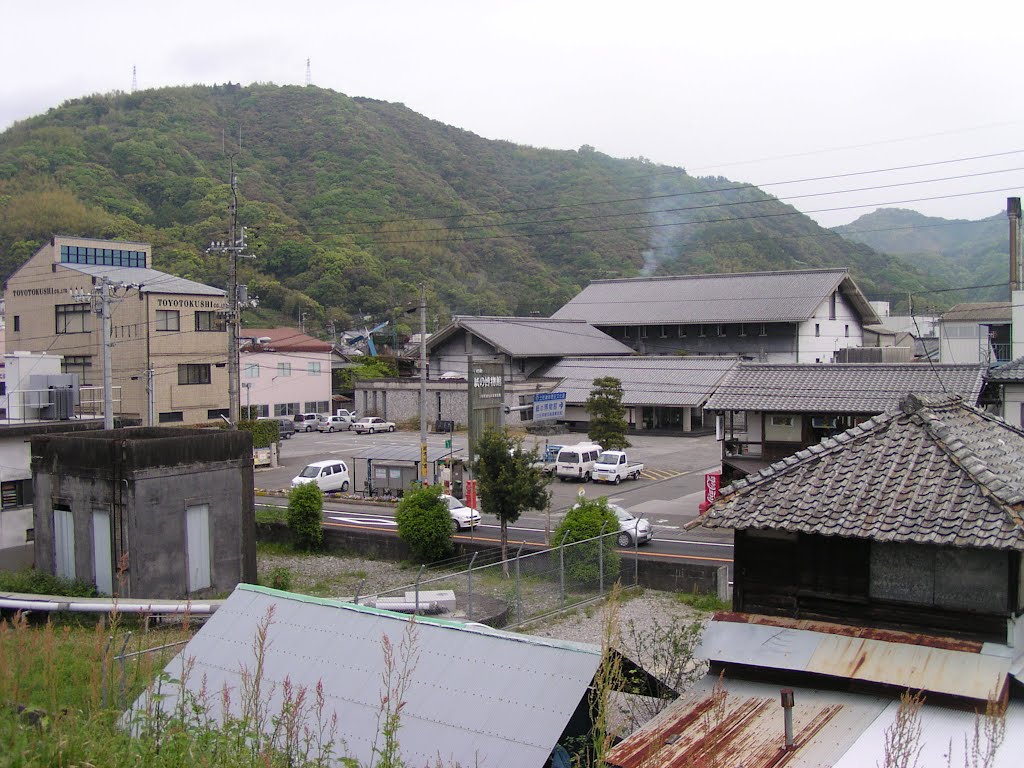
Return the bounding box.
[92,509,113,595]
[53,506,75,580]
[185,503,211,592]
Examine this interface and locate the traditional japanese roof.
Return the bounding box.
[240,327,333,352]
[701,395,1024,550]
[939,302,1012,322]
[551,268,880,326]
[60,263,225,296]
[538,355,739,407]
[130,585,604,768]
[704,362,985,413]
[428,316,633,357]
[987,356,1024,383]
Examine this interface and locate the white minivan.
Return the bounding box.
[554,442,603,482]
[291,459,351,493]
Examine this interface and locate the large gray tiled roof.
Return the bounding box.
[551,268,880,326]
[433,316,633,357]
[61,263,225,296]
[702,395,1024,550]
[704,362,985,413]
[539,355,738,407]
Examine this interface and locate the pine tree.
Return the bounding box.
[586,376,631,450]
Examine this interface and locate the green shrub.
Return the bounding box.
[238,418,279,448]
[552,498,620,585]
[287,482,324,551]
[0,568,98,597]
[267,566,293,591]
[395,484,453,563]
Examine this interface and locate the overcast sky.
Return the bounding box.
[4,1,1023,228]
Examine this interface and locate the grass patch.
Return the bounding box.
[0,568,99,598]
[257,540,297,556]
[255,504,288,524]
[674,591,729,612]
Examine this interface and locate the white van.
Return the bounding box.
[291,459,351,493]
[554,443,603,482]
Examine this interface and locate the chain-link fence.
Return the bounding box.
[359,530,641,628]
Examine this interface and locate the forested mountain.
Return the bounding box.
[834,208,1010,304]
[0,83,948,336]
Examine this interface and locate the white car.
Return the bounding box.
[291,460,351,493]
[440,494,481,531]
[352,417,396,434]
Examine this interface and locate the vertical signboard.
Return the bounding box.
[698,471,722,513]
[467,358,504,460]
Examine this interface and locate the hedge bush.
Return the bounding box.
[395,485,453,563]
[287,482,324,551]
[552,498,620,585]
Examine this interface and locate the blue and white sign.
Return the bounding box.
[533,391,567,421]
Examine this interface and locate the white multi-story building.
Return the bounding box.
[239,328,335,418]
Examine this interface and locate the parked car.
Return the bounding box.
[317,414,356,432]
[554,442,603,482]
[438,371,465,380]
[291,459,351,493]
[352,417,396,434]
[258,416,295,439]
[440,494,481,531]
[293,412,323,432]
[591,451,644,484]
[531,444,564,474]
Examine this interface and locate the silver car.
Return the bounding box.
[351,417,396,434]
[610,503,653,547]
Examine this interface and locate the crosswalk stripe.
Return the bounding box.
[640,468,685,480]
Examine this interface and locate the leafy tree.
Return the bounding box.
[473,427,551,565]
[287,482,324,551]
[552,497,620,585]
[395,484,453,563]
[586,376,631,450]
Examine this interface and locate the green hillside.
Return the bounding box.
[0,83,948,335]
[834,208,1010,304]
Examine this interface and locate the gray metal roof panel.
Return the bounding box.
[61,263,225,296]
[702,396,1024,550]
[351,444,466,462]
[131,586,602,768]
[552,269,878,325]
[541,355,739,407]
[704,362,985,413]
[449,317,632,357]
[939,302,1012,322]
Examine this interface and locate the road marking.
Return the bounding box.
[328,514,397,527]
[641,468,684,480]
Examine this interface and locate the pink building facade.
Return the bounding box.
[239,328,334,418]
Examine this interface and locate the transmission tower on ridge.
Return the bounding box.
[305,58,312,86]
[131,65,137,93]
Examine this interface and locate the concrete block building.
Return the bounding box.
[31,427,256,598]
[4,235,229,425]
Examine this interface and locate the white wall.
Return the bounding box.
[1014,289,1024,360]
[1003,384,1024,429]
[797,292,864,363]
[939,322,985,364]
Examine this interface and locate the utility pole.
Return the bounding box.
[207,156,251,427]
[146,367,155,427]
[75,278,136,429]
[419,284,428,482]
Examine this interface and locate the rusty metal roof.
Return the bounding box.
[699,616,1010,703]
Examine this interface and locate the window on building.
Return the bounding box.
[698,325,706,338]
[158,411,184,423]
[194,311,225,332]
[845,324,850,338]
[716,324,726,337]
[829,292,837,320]
[759,323,767,337]
[12,316,19,332]
[156,310,180,332]
[55,303,90,334]
[1,479,32,509]
[277,362,292,377]
[738,324,747,337]
[178,364,211,385]
[639,326,649,339]
[207,408,230,420]
[244,362,260,378]
[304,400,329,413]
[307,361,322,376]
[60,245,146,268]
[678,326,688,338]
[254,404,270,418]
[815,323,821,337]
[61,356,93,384]
[274,402,300,417]
[659,325,668,338]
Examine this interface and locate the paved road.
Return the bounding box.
[257,429,733,567]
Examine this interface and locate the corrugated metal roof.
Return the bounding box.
[351,445,465,462]
[940,302,1012,322]
[704,362,985,413]
[539,355,739,407]
[130,585,602,768]
[606,674,889,768]
[551,268,880,326]
[60,263,225,296]
[702,395,1024,550]
[430,317,633,357]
